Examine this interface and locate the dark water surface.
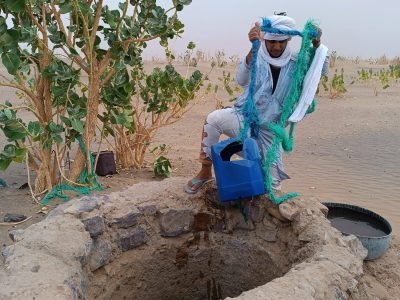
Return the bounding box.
[328,207,390,237]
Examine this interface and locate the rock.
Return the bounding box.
[64,196,102,216]
[342,235,368,259]
[265,201,286,222]
[315,202,329,216]
[89,239,112,271]
[257,226,278,242]
[248,202,265,223]
[1,245,13,260]
[118,226,147,251]
[3,213,27,223]
[82,216,105,238]
[30,265,40,273]
[159,209,195,237]
[138,204,158,216]
[335,289,348,300]
[278,202,300,221]
[46,203,70,219]
[111,208,142,228]
[8,229,25,242]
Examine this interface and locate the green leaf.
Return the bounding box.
[59,2,73,14]
[5,0,26,12]
[60,116,71,126]
[3,144,16,158]
[71,118,84,133]
[14,147,27,163]
[3,120,27,140]
[69,47,79,57]
[1,52,21,75]
[27,121,42,137]
[178,0,192,5]
[0,155,12,170]
[3,108,12,119]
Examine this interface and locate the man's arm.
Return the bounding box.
[321,55,330,77]
[236,23,261,87]
[312,27,329,77]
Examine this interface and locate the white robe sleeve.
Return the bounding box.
[235,57,251,87]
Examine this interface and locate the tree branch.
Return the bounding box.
[89,0,103,49]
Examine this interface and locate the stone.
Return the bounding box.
[46,203,71,219]
[265,201,286,222]
[138,204,158,216]
[82,216,105,238]
[1,245,12,260]
[159,209,194,237]
[335,289,348,300]
[118,226,147,251]
[248,202,265,223]
[342,235,368,259]
[3,213,27,222]
[316,202,329,216]
[64,196,101,216]
[347,278,358,293]
[225,208,255,232]
[257,226,278,242]
[30,265,40,273]
[8,229,25,242]
[111,208,142,228]
[278,202,300,221]
[89,239,112,271]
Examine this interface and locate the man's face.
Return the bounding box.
[265,39,289,58]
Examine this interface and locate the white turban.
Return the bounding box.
[261,15,297,41]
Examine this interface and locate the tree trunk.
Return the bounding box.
[68,70,100,181]
[34,149,53,194]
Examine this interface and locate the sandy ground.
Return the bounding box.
[1,59,399,296]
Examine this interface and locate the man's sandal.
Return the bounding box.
[184,178,214,194]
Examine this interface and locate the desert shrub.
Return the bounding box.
[0,0,195,198]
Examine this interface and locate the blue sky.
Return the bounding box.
[143,0,400,59]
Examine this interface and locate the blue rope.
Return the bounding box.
[0,178,7,187]
[238,19,319,204]
[239,39,261,140]
[259,18,318,39]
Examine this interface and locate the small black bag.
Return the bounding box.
[94,151,117,176]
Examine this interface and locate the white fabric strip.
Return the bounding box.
[260,41,292,67]
[288,44,329,123]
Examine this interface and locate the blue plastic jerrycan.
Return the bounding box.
[211,137,266,202]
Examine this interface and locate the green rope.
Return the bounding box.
[40,136,103,205]
[260,20,318,204]
[307,99,317,114]
[233,201,249,223]
[0,178,8,187]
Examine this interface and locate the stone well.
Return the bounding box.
[0,178,367,300]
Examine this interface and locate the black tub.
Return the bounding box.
[323,202,392,260]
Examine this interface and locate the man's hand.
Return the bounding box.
[248,22,261,43]
[246,22,262,65]
[312,27,322,48]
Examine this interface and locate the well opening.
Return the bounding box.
[88,188,303,300]
[89,233,293,299]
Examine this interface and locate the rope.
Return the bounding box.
[0,178,8,187]
[40,136,103,205]
[239,20,319,204]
